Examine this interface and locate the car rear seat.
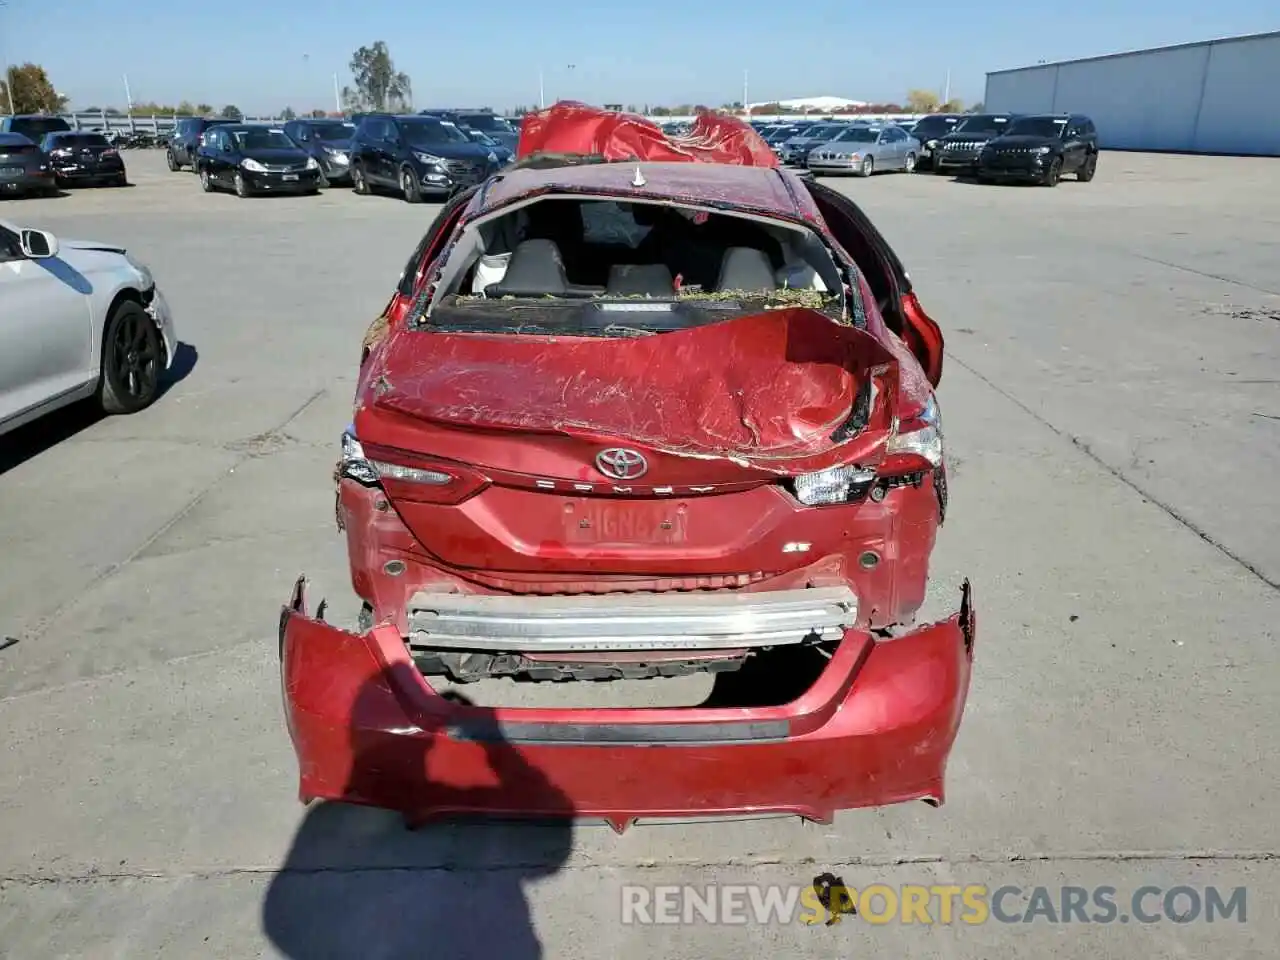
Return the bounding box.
[714,247,779,292]
[605,263,676,296]
[485,239,568,297]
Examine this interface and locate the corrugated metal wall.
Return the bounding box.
[983,32,1280,155]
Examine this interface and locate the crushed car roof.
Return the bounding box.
[476,161,819,221]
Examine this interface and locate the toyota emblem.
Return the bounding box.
[595,447,648,480]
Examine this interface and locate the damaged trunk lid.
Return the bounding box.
[353,308,899,578]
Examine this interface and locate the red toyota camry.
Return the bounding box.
[279,104,974,833]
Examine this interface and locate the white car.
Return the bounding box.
[0,219,176,437]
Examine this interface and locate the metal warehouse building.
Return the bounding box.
[983,30,1280,156]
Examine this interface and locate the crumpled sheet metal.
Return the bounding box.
[364,308,899,470]
[516,103,779,168]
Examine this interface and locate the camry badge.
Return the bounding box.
[595,448,648,480]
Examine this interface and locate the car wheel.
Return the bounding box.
[351,163,369,195]
[1077,153,1097,182]
[975,172,991,184]
[1042,158,1062,187]
[97,300,162,416]
[199,166,214,192]
[400,166,422,203]
[234,172,250,198]
[902,152,916,173]
[166,149,179,172]
[114,174,128,187]
[859,156,874,177]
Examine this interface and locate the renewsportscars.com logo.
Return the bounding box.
[620,875,1248,926]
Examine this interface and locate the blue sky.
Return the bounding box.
[2,1,1276,114]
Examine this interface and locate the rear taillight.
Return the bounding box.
[103,149,118,157]
[882,394,943,474]
[787,465,878,506]
[338,426,488,504]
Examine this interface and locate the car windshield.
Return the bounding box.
[459,114,514,133]
[801,125,842,139]
[956,114,1011,134]
[466,129,498,145]
[833,127,878,143]
[913,118,957,138]
[233,128,296,150]
[309,122,354,140]
[1005,116,1069,138]
[401,119,470,145]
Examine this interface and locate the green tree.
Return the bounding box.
[177,100,197,116]
[309,108,328,119]
[940,98,964,113]
[344,41,411,112]
[967,101,985,113]
[2,63,68,114]
[196,103,214,115]
[220,104,243,119]
[280,105,297,120]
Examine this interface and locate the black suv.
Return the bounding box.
[908,113,963,170]
[166,117,236,171]
[349,113,503,202]
[933,113,1017,176]
[976,114,1098,186]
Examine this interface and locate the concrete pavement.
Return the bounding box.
[0,149,1276,957]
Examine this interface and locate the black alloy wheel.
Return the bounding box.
[98,301,161,414]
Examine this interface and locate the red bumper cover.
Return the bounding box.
[279,578,975,832]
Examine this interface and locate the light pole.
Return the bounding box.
[0,0,16,116]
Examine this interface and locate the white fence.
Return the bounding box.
[48,110,927,136]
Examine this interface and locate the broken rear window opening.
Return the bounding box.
[408,193,855,337]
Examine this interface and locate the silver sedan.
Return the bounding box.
[807,124,921,177]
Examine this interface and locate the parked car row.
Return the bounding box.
[751,112,1100,187]
[166,110,517,201]
[0,115,131,196]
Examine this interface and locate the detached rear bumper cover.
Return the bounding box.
[279,578,975,830]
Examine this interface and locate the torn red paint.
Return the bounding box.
[516,102,779,167]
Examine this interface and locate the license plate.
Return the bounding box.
[565,502,687,545]
[0,166,21,179]
[282,173,299,181]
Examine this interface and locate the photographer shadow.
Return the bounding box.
[262,671,574,960]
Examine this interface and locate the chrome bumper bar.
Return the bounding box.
[406,586,858,652]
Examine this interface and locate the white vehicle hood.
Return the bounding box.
[60,238,128,255]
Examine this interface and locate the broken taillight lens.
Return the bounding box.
[340,427,450,486]
[882,394,943,473]
[338,426,489,504]
[788,465,878,506]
